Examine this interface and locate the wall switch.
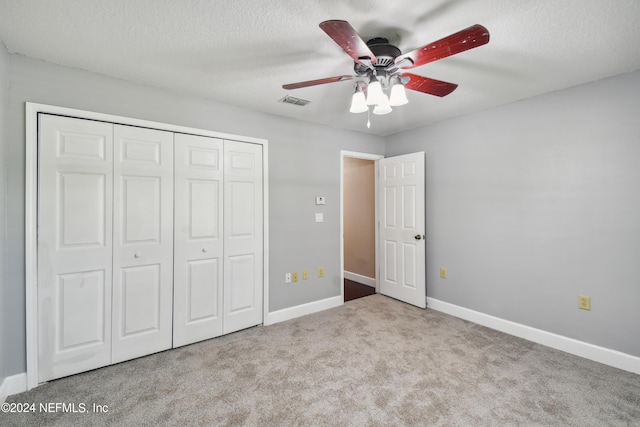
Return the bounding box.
[315,213,324,223]
[292,272,298,283]
[302,269,309,280]
[318,267,324,278]
[315,196,325,205]
[579,295,591,311]
[440,268,447,279]
[285,273,291,284]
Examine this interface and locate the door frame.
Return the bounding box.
[25,102,270,390]
[340,150,384,300]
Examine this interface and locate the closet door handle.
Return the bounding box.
[202,247,208,253]
[134,252,141,258]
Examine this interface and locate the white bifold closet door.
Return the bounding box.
[37,115,114,382]
[173,134,224,347]
[173,137,263,345]
[38,114,264,381]
[111,125,174,364]
[37,117,175,380]
[223,140,263,335]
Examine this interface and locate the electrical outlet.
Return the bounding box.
[285,273,291,284]
[303,269,309,280]
[292,272,298,283]
[579,295,591,311]
[318,267,324,278]
[440,268,447,279]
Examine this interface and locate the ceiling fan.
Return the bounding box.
[282,20,490,115]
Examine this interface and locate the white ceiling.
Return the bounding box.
[1,0,639,136]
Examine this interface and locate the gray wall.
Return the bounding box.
[0,40,8,385]
[4,54,385,375]
[387,71,640,357]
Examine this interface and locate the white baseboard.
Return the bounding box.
[426,297,640,375]
[344,271,375,288]
[0,373,28,403]
[264,295,343,326]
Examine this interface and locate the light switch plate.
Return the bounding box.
[315,196,325,205]
[315,213,323,222]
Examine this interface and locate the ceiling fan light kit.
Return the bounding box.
[283,20,490,123]
[351,72,410,114]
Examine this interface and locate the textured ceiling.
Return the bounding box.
[1,0,639,136]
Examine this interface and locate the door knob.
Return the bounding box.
[202,247,208,253]
[414,235,424,240]
[134,252,141,258]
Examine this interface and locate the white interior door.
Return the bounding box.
[223,140,263,334]
[111,125,174,363]
[37,115,114,382]
[378,152,426,308]
[173,134,224,347]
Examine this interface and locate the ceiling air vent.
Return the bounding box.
[279,95,311,106]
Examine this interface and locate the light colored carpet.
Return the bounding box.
[3,294,640,426]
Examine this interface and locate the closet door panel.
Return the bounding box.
[120,264,162,335]
[37,115,114,382]
[228,254,256,312]
[112,125,174,363]
[173,134,224,347]
[223,141,263,334]
[187,259,220,319]
[121,176,161,243]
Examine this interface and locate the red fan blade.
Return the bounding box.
[403,73,458,97]
[282,75,355,90]
[319,20,377,66]
[396,24,489,69]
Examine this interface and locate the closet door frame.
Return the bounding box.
[25,102,270,391]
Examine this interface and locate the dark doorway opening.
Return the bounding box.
[344,279,376,302]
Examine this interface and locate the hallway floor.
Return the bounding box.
[344,279,375,301]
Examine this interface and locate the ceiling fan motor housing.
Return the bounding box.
[354,37,402,78]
